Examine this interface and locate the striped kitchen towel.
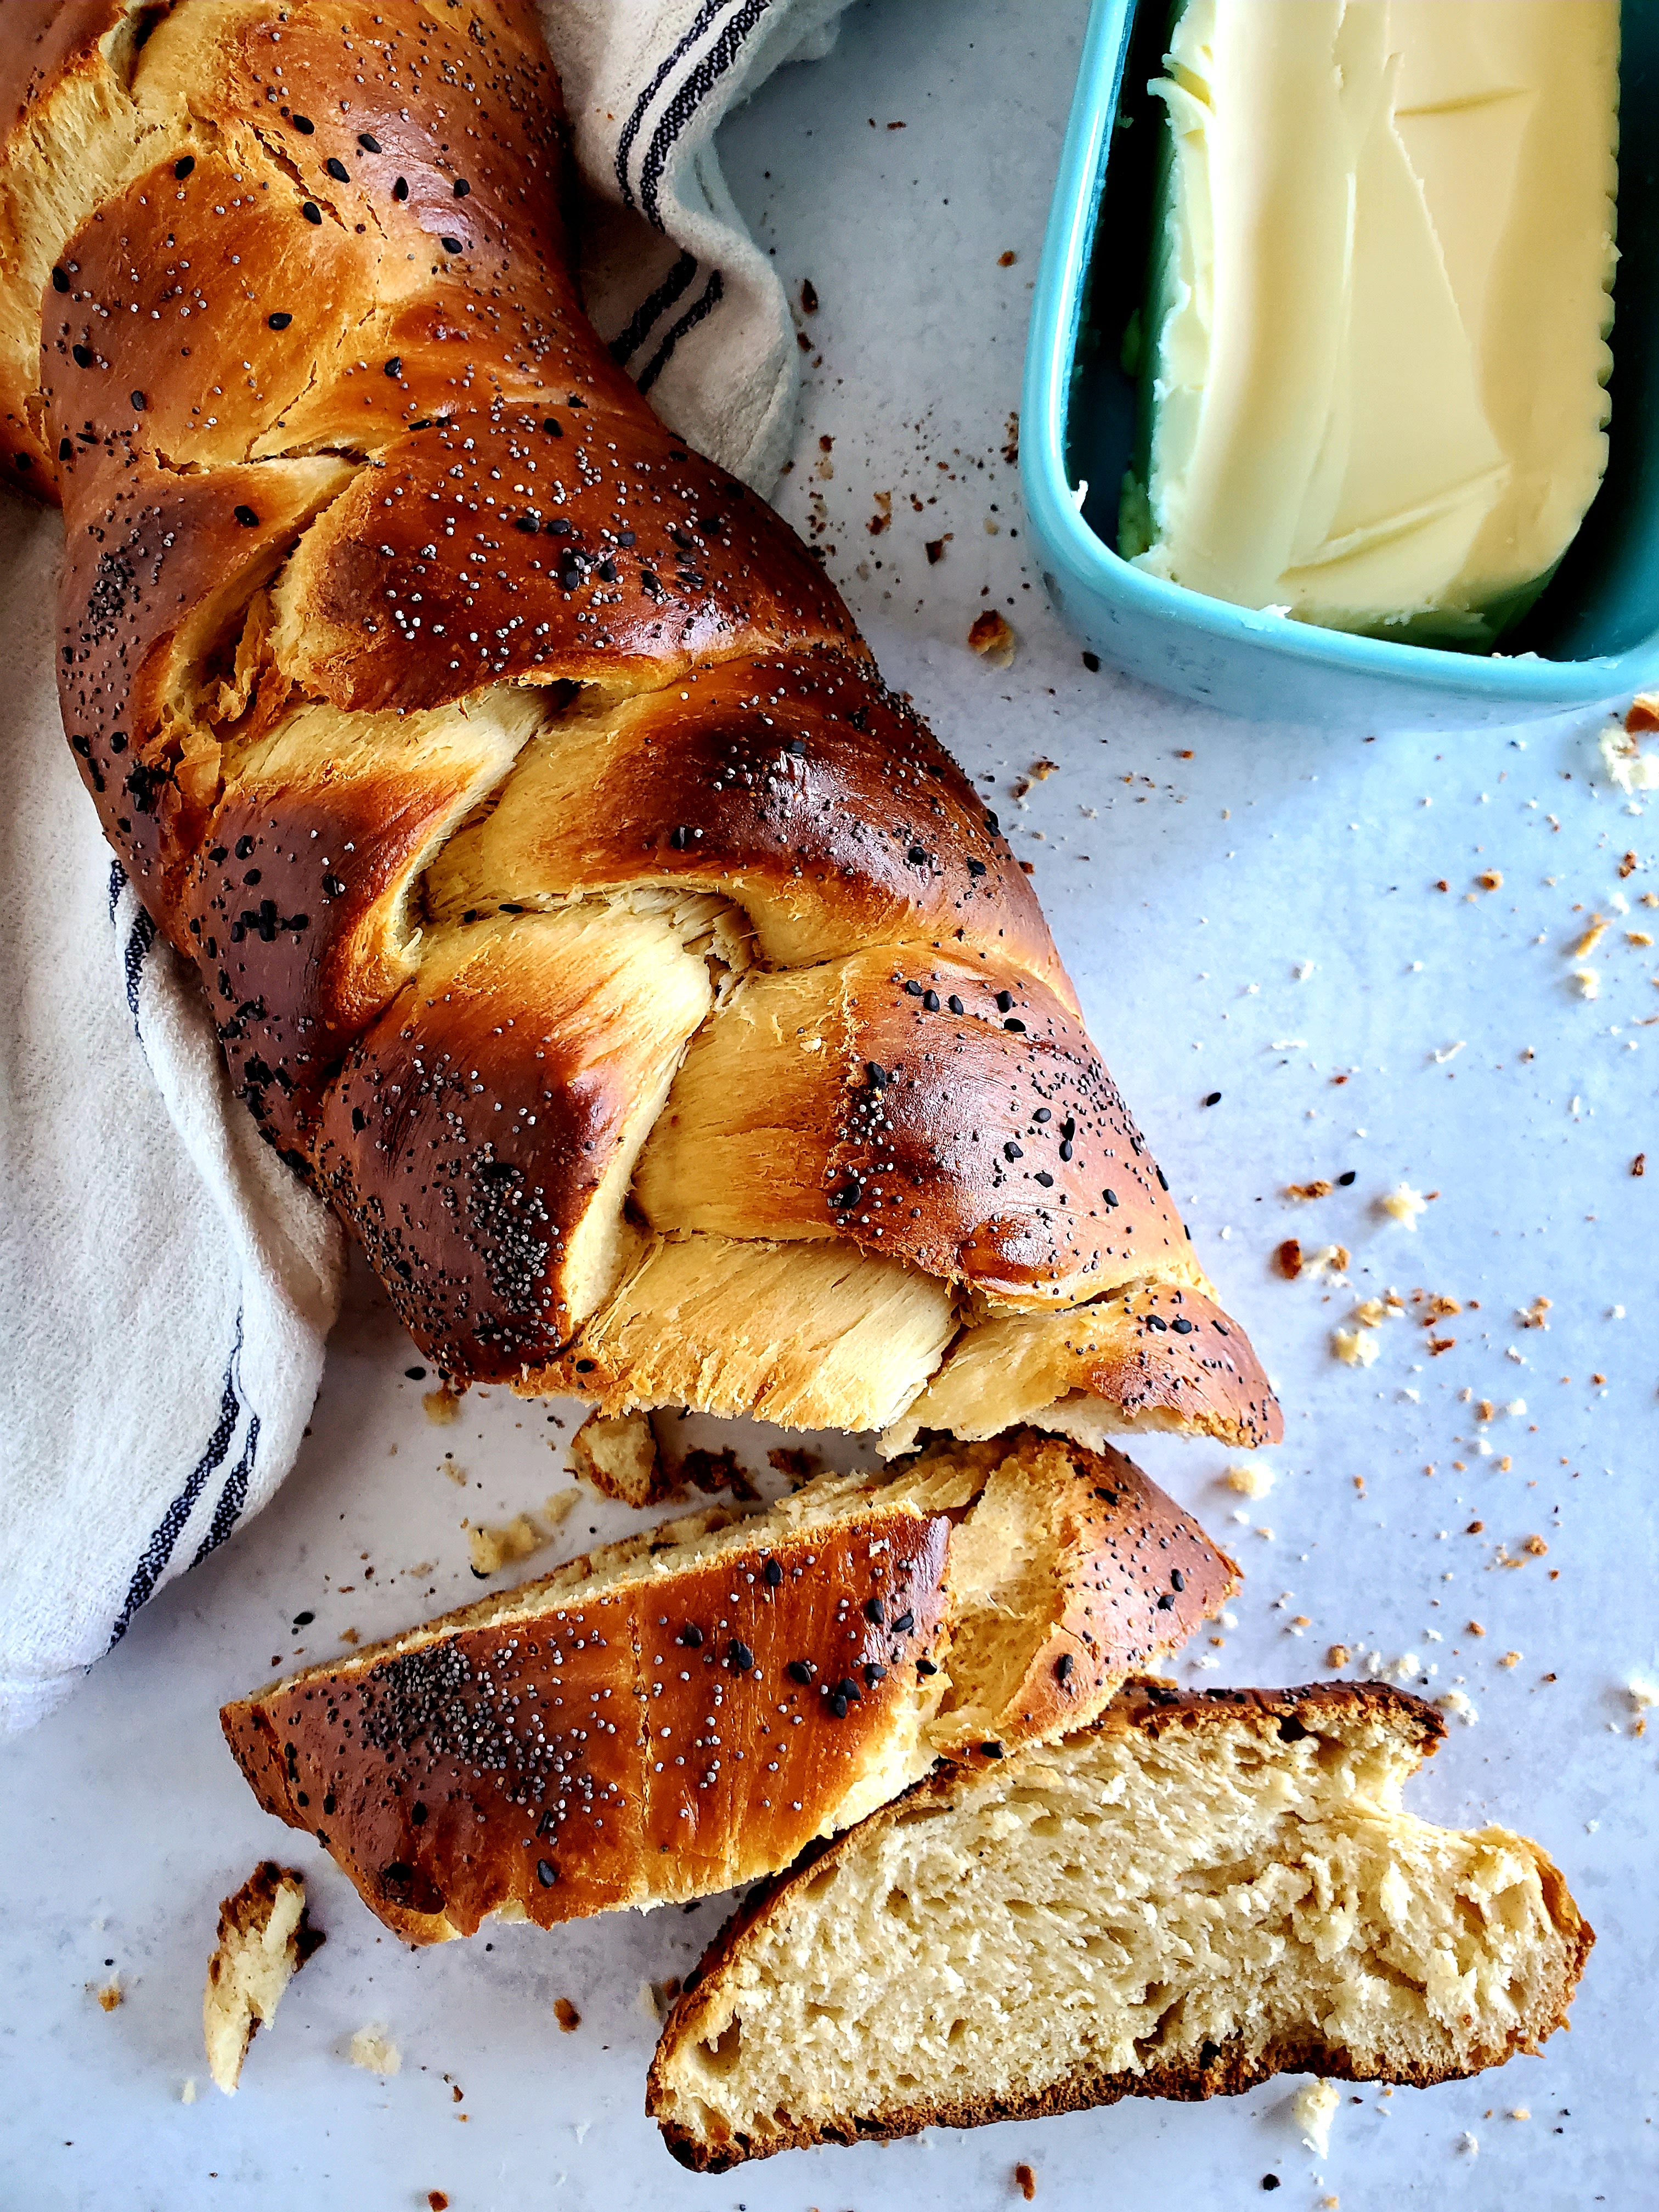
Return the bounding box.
[540,0,855,488]
[0,0,851,1733]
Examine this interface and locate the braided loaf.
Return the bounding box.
[1,0,1281,1451]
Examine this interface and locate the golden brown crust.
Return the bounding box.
[650,1679,1594,2172]
[222,1503,953,1940]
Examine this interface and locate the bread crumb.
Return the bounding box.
[464,1489,578,1579]
[1274,1237,1303,1279]
[1352,1297,1391,1327]
[1572,967,1600,1001]
[1014,2164,1037,2201]
[1601,725,1659,791]
[1438,1688,1479,1726]
[1285,1180,1333,1201]
[1509,2107,1531,2121]
[1627,1675,1659,1710]
[1517,1295,1551,1329]
[339,1626,360,1645]
[1459,2130,1480,2157]
[968,610,1016,668]
[554,1998,580,2033]
[94,1976,122,2011]
[349,2024,401,2077]
[1571,917,1607,958]
[1500,1651,1522,1669]
[1376,1183,1428,1229]
[1332,1327,1379,1368]
[204,1863,323,2094]
[423,1387,460,1424]
[1294,2078,1339,2157]
[428,2194,450,2211]
[1300,1243,1350,1280]
[180,2078,198,2104]
[1475,870,1503,892]
[1225,1460,1274,1498]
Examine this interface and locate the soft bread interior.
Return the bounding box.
[651,1690,1590,2166]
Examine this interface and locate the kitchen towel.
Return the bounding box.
[0,0,850,1734]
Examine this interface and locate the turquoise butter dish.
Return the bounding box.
[1021,0,1659,730]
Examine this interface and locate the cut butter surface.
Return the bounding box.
[1120,1,1619,647]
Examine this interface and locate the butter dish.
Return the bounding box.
[1022,0,1659,729]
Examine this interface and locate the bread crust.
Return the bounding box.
[649,1679,1594,2171]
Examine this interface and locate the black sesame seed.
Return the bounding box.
[405,1365,427,1380]
[544,515,571,534]
[922,989,940,1012]
[907,844,928,866]
[1171,1316,1194,1334]
[1103,1189,1119,1207]
[71,343,93,368]
[763,1558,783,1587]
[1054,1652,1075,1683]
[995,990,1014,1012]
[234,504,258,526]
[947,994,964,1015]
[268,311,294,329]
[543,416,563,436]
[1034,1108,1051,1123]
[863,1597,885,1626]
[1338,1169,1357,1186]
[301,200,323,225]
[358,132,382,153]
[787,1660,812,1685]
[678,1623,704,1648]
[829,1694,849,1719]
[867,1062,889,1089]
[904,979,923,996]
[1082,650,1102,671]
[984,810,1000,834]
[1156,1165,1170,1189]
[292,1610,314,1626]
[1261,2181,1281,2195]
[980,1741,1004,1759]
[129,391,145,411]
[292,113,314,133]
[439,234,463,252]
[1005,1142,1024,1161]
[966,858,987,878]
[385,356,403,378]
[1059,1141,1073,1161]
[1156,1592,1176,1610]
[173,155,195,179]
[728,1639,754,1671]
[916,1657,937,1676]
[58,437,72,460]
[1035,1170,1054,1187]
[234,836,255,859]
[890,1610,915,1635]
[830,1178,862,1211]
[453,178,470,197]
[668,825,690,850]
[1204,1090,1222,1107]
[834,1677,862,1704]
[1171,1569,1186,1591]
[863,1663,886,1687]
[1003,1018,1026,1034]
[325,156,349,182]
[51,267,69,293]
[392,176,410,201]
[536,1859,557,1888]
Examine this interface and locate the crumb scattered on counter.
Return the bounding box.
[1285,1179,1333,1201]
[968,610,1016,667]
[554,1998,580,2033]
[1275,1237,1303,1279]
[1601,724,1659,792]
[1294,2078,1340,2157]
[1327,1644,1351,1668]
[465,1490,579,1578]
[180,2078,198,2104]
[423,1387,460,1425]
[1376,1183,1429,1229]
[427,2193,449,2211]
[1014,2163,1037,2200]
[1438,1689,1479,1726]
[1332,1326,1379,1368]
[204,1863,323,2094]
[1225,1459,1274,1497]
[349,2024,400,2078]
[93,1975,122,2011]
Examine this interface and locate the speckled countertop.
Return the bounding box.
[2,6,1655,2209]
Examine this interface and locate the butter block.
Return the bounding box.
[1121,1,1619,647]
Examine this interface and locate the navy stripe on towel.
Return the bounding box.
[637,270,726,395]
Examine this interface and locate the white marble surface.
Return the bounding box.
[3,5,1656,2207]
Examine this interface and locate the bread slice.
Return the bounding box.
[221,1432,1235,1942]
[202,1862,323,2094]
[648,1680,1592,2170]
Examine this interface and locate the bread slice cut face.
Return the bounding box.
[221,1432,1235,1942]
[648,1680,1593,2170]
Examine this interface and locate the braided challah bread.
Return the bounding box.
[1,0,1280,1449]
